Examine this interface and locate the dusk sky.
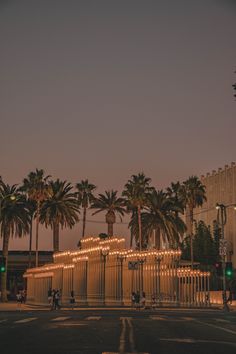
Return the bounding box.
[0,0,235,251]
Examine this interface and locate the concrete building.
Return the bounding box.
[24,236,210,307]
[0,251,53,299]
[194,162,236,266]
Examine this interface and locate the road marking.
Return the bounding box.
[14,317,38,324]
[215,318,231,323]
[118,317,147,354]
[160,338,196,343]
[194,320,236,335]
[85,316,101,320]
[0,319,7,323]
[127,317,135,353]
[150,316,167,321]
[56,323,88,327]
[119,317,127,353]
[159,338,236,347]
[51,316,70,322]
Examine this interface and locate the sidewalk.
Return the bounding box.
[0,301,233,312]
[0,302,49,311]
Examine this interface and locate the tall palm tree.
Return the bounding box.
[21,169,50,267]
[180,176,207,268]
[40,180,80,252]
[91,190,126,237]
[166,181,184,215]
[0,181,30,302]
[122,173,153,250]
[25,199,36,268]
[142,189,186,249]
[76,179,96,239]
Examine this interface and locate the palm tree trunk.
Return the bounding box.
[82,206,86,238]
[1,232,10,302]
[53,222,60,252]
[130,231,133,248]
[107,222,113,237]
[28,217,33,268]
[154,228,161,249]
[35,201,40,267]
[138,205,142,251]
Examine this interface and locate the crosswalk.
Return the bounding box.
[0,315,234,326]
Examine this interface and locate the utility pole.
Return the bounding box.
[216,203,229,311]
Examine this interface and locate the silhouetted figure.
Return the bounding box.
[70,290,75,310]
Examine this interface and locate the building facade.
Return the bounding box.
[24,236,210,307]
[0,251,53,299]
[194,162,236,266]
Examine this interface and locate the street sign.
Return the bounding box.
[219,247,227,256]
[219,239,227,248]
[128,261,139,270]
[219,239,227,256]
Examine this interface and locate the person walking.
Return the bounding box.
[51,289,56,310]
[131,291,136,308]
[55,290,60,310]
[16,291,22,311]
[135,291,140,310]
[48,288,52,308]
[70,290,75,310]
[141,291,146,309]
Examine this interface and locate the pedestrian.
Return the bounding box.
[22,289,27,304]
[131,291,136,308]
[70,290,75,310]
[55,290,60,310]
[51,289,56,310]
[135,291,140,310]
[16,291,22,310]
[227,291,233,305]
[141,291,146,309]
[151,293,156,309]
[48,288,52,308]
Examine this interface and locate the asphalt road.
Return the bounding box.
[1,308,236,354]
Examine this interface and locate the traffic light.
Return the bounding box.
[225,262,233,278]
[0,256,6,273]
[214,261,222,276]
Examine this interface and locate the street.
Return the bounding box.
[0,308,236,354]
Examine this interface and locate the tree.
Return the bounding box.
[0,181,30,301]
[123,172,153,250]
[142,189,186,249]
[180,176,207,268]
[21,169,50,267]
[24,199,36,268]
[76,179,96,239]
[166,181,185,215]
[181,220,218,266]
[91,190,126,237]
[212,219,221,259]
[40,179,80,252]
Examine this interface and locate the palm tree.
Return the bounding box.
[142,189,186,249]
[25,199,36,268]
[76,179,96,239]
[40,179,80,252]
[91,190,126,237]
[21,169,50,267]
[122,173,153,250]
[0,181,30,302]
[180,176,207,268]
[166,181,184,215]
